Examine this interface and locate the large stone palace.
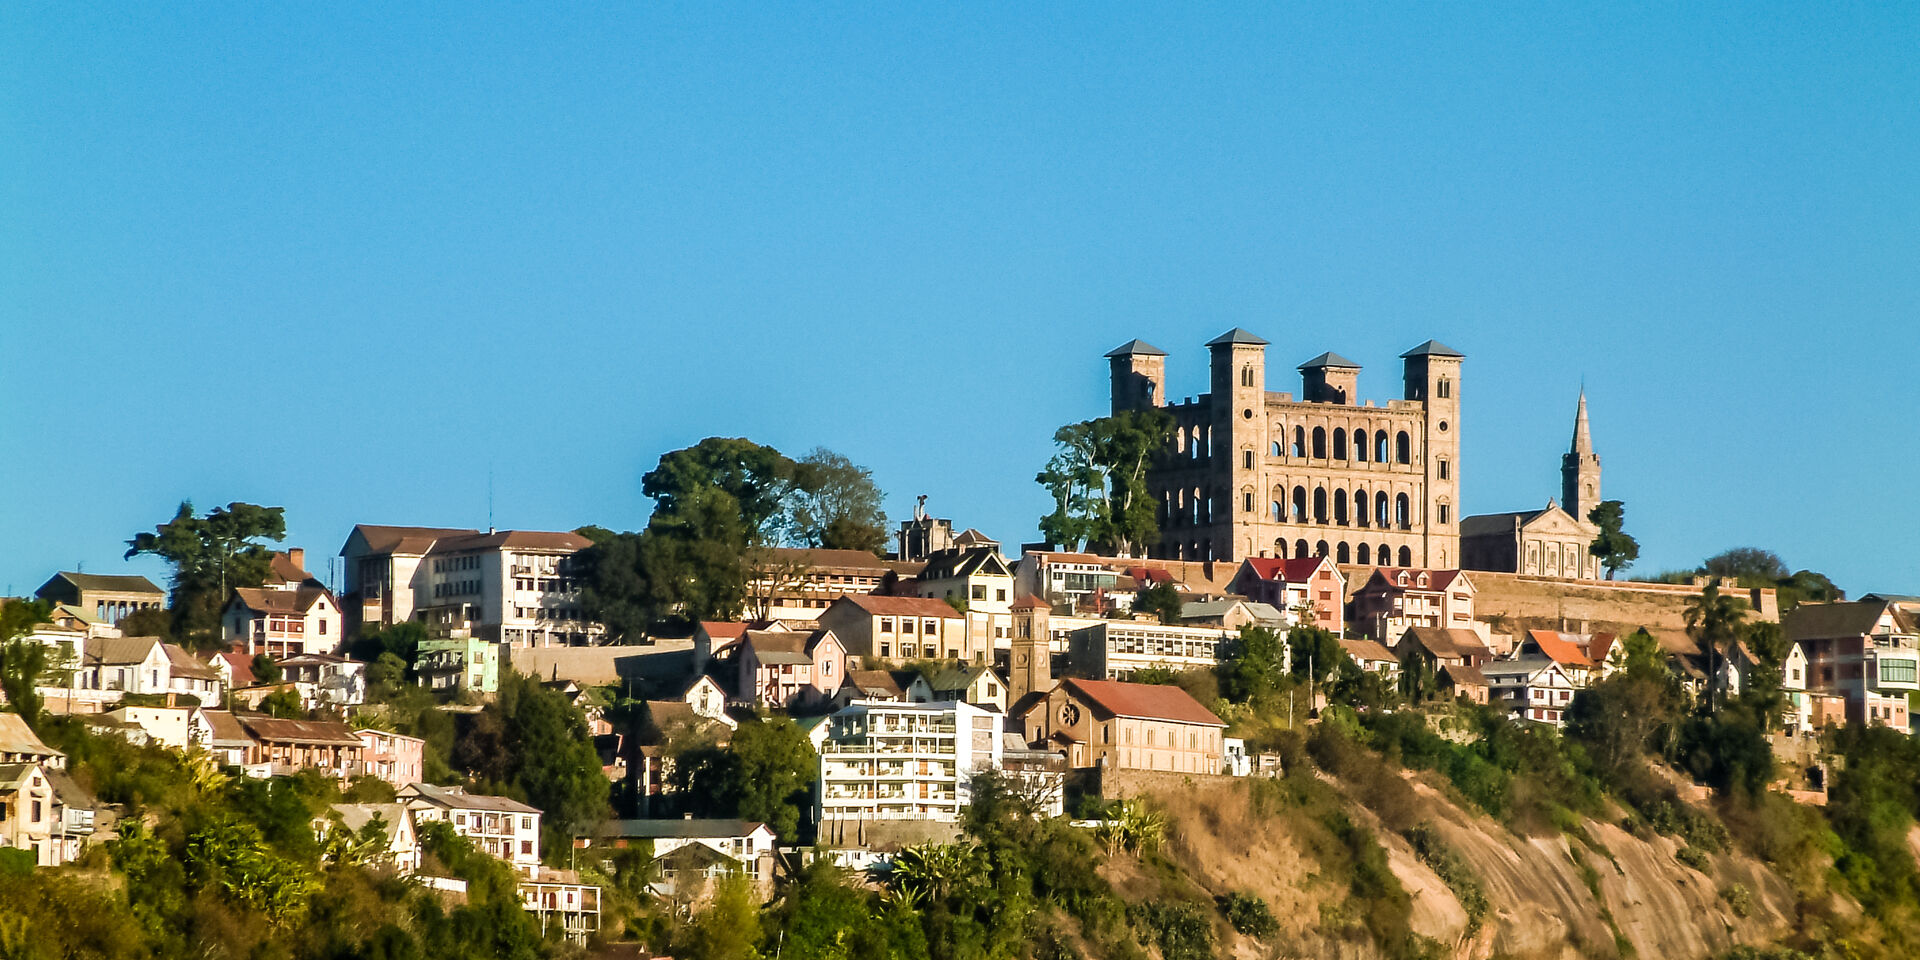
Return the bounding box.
[1109,329,1463,567]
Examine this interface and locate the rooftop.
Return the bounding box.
[1061,678,1225,727]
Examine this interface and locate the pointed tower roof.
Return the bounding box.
[1570,390,1592,453]
[1297,351,1361,370]
[1205,328,1269,347]
[1399,339,1465,358]
[1104,339,1168,358]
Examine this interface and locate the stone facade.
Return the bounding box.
[1461,392,1603,579]
[1109,331,1462,567]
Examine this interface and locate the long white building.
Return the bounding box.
[817,700,1002,828]
[341,526,603,647]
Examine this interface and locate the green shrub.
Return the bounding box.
[1130,900,1214,960]
[1218,891,1277,938]
[1676,846,1711,872]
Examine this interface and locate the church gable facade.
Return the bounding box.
[1460,392,1604,580]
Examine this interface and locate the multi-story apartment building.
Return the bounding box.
[744,547,892,622]
[1787,600,1919,728]
[340,526,600,646]
[401,783,543,876]
[1106,332,1462,566]
[817,700,1004,833]
[906,547,1015,647]
[817,594,981,663]
[1349,567,1479,642]
[1066,619,1238,681]
[413,626,501,695]
[1013,551,1121,609]
[354,728,425,787]
[1483,657,1578,726]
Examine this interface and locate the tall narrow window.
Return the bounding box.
[1243,450,1254,469]
[1438,378,1451,399]
[1438,458,1450,480]
[1241,366,1254,387]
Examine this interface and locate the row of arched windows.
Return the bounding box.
[1267,486,1417,530]
[1269,425,1414,465]
[1270,539,1414,567]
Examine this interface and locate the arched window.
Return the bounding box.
[1292,486,1308,522]
[1395,493,1412,529]
[1292,427,1306,457]
[1332,429,1348,460]
[1437,378,1451,399]
[1333,494,1348,526]
[1312,427,1327,459]
[1354,491,1369,527]
[1271,501,1283,521]
[1398,546,1413,567]
[1357,543,1371,565]
[1316,540,1330,558]
[1312,488,1328,524]
[1375,491,1390,527]
[1271,441,1282,457]
[1376,432,1390,462]
[1194,488,1206,525]
[1395,431,1412,464]
[1354,429,1369,462]
[1241,365,1254,387]
[1275,538,1288,558]
[1295,539,1310,560]
[1336,542,1351,564]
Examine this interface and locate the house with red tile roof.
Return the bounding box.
[223,585,341,657]
[1516,630,1599,686]
[818,594,981,663]
[1014,678,1226,775]
[1350,567,1479,643]
[1227,555,1346,632]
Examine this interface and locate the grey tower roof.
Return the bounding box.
[1205,328,1270,347]
[1104,339,1168,358]
[1298,351,1362,370]
[1570,390,1592,453]
[1399,339,1465,358]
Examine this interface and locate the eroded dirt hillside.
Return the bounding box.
[1112,770,1805,960]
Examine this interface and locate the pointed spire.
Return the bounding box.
[1570,390,1592,454]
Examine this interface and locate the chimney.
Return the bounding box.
[288,548,305,570]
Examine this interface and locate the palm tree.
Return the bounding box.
[1685,578,1747,714]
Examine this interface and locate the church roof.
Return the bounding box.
[1298,351,1361,370]
[1399,339,1465,358]
[1104,339,1168,358]
[1205,328,1269,347]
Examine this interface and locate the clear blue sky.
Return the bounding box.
[4,3,1916,599]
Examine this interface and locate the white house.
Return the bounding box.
[1483,657,1578,726]
[223,587,342,658]
[278,653,367,706]
[101,705,210,751]
[318,802,422,872]
[400,783,543,876]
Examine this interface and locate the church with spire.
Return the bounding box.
[1459,392,1605,580]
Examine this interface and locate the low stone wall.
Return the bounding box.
[1460,570,1778,650]
[507,640,694,688]
[1093,766,1244,800]
[815,818,959,850]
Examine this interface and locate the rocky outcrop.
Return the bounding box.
[1126,770,1803,960]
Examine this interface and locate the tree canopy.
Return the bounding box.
[1585,500,1639,580]
[126,501,287,643]
[1036,410,1175,557]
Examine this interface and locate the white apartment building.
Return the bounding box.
[340,526,604,647]
[400,783,543,876]
[1483,657,1577,726]
[1014,551,1121,609]
[818,700,1003,829]
[1066,619,1238,680]
[745,548,892,622]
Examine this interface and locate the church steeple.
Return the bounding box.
[1561,390,1601,523]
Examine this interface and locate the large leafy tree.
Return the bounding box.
[1128,582,1183,625]
[1036,410,1175,556]
[789,447,888,554]
[1216,624,1289,704]
[1,599,54,726]
[126,501,287,643]
[1701,547,1790,584]
[672,717,817,840]
[1585,500,1639,580]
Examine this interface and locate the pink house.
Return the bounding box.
[735,629,846,710]
[1227,555,1347,633]
[354,728,426,787]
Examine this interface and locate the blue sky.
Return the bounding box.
[3,3,1916,598]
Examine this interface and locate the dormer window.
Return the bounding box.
[1396,573,1409,587]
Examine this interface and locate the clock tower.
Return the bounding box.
[1008,595,1053,704]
